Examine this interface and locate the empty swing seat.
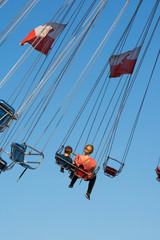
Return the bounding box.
[103,156,124,178]
[104,166,117,177]
[0,100,15,132]
[156,167,160,181]
[55,153,72,170]
[11,143,30,168]
[0,157,8,172]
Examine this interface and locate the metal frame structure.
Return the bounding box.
[0,142,44,181]
[10,142,44,170]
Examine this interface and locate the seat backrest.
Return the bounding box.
[0,100,15,131]
[156,168,160,179]
[104,166,117,177]
[11,143,27,163]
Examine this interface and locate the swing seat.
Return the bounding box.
[0,100,15,132]
[103,156,124,178]
[74,166,90,180]
[55,153,72,170]
[104,166,117,177]
[156,167,160,181]
[0,157,8,172]
[10,143,30,168]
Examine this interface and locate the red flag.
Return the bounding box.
[20,22,66,55]
[109,46,141,78]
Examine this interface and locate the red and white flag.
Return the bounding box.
[109,46,141,78]
[20,22,66,55]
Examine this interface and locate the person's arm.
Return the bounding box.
[89,160,96,173]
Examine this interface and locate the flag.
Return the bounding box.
[20,22,66,55]
[109,46,141,78]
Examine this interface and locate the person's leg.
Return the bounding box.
[69,175,78,188]
[85,175,96,199]
[69,171,74,179]
[69,163,76,178]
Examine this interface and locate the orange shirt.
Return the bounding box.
[74,154,96,174]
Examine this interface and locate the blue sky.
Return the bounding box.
[0,1,160,240]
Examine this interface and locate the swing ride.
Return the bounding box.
[0,0,160,188]
[55,145,99,180]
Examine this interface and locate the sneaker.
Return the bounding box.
[68,184,73,188]
[60,168,64,173]
[85,193,90,200]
